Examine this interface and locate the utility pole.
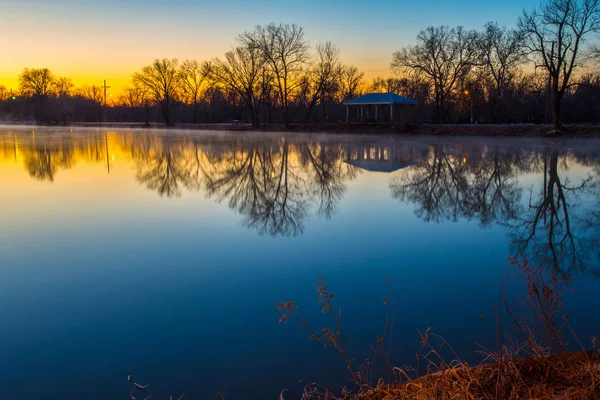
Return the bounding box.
[105,133,110,174]
[102,80,111,123]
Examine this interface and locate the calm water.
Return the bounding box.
[1,126,600,399]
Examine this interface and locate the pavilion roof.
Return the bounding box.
[343,92,417,106]
[345,160,414,173]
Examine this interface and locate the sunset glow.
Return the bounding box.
[3,0,539,93]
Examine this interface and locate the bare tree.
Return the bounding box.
[337,65,364,101]
[77,85,104,104]
[239,23,309,127]
[54,77,74,97]
[18,67,57,120]
[367,76,430,101]
[178,59,209,123]
[302,41,342,126]
[54,77,74,123]
[391,26,479,121]
[133,58,180,125]
[118,86,144,109]
[0,85,9,101]
[519,0,600,132]
[206,46,268,127]
[478,22,527,120]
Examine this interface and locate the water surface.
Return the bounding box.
[1,127,599,399]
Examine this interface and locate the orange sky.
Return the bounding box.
[1,0,537,94]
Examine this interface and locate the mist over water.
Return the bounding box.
[1,127,600,399]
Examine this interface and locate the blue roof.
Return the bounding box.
[343,92,417,105]
[345,160,414,173]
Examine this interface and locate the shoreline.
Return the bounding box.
[2,121,600,138]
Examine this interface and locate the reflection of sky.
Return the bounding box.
[3,0,539,91]
[1,128,600,399]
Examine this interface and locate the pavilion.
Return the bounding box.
[343,92,417,127]
[344,143,417,173]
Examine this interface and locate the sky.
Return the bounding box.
[1,0,541,93]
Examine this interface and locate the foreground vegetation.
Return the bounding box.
[276,257,600,399]
[2,0,600,132]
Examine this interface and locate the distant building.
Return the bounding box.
[343,92,417,129]
[344,143,420,173]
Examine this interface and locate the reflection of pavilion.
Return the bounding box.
[344,143,419,173]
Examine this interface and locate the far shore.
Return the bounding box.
[3,121,600,138]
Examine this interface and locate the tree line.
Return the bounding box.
[1,0,599,133]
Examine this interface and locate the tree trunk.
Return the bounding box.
[282,105,290,128]
[162,102,172,126]
[192,101,198,124]
[552,90,562,133]
[303,94,319,128]
[434,91,441,123]
[144,103,150,126]
[321,93,326,128]
[249,104,256,127]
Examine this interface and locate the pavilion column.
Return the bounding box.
[375,104,378,123]
[360,105,364,123]
[390,104,394,127]
[345,105,349,124]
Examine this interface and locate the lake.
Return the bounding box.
[1,126,599,399]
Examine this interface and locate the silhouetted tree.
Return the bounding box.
[18,67,56,120]
[133,58,180,125]
[178,59,209,123]
[302,42,342,126]
[519,0,600,132]
[54,77,74,97]
[207,46,268,127]
[337,65,364,102]
[239,23,310,127]
[78,85,104,104]
[478,22,527,121]
[118,86,144,109]
[0,85,8,101]
[392,26,479,121]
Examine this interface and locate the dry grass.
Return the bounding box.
[277,258,600,400]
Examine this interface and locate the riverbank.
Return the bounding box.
[352,350,599,400]
[4,121,600,137]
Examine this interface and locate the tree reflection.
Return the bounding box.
[300,143,358,218]
[201,139,359,236]
[2,131,111,182]
[391,144,600,276]
[390,145,472,223]
[390,145,525,226]
[507,150,597,275]
[133,136,201,197]
[24,142,75,182]
[202,139,308,236]
[468,149,528,227]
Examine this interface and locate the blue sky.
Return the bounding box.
[2,0,541,89]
